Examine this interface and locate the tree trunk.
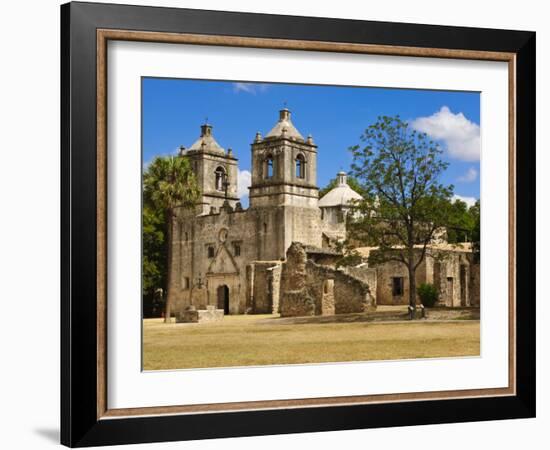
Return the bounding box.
[164,210,174,323]
[408,264,417,310]
[407,227,416,319]
[407,243,417,319]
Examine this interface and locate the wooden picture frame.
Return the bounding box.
[61,1,535,447]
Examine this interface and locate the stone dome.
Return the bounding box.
[318,172,363,208]
[265,108,305,141]
[187,123,225,154]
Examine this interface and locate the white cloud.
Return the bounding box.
[457,167,478,183]
[411,106,480,161]
[233,82,268,95]
[452,194,477,208]
[237,169,251,199]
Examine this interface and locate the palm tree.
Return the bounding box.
[143,155,200,323]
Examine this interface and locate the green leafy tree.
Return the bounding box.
[143,156,200,322]
[319,175,365,198]
[347,115,454,313]
[444,198,482,244]
[446,199,474,243]
[470,199,480,261]
[142,205,166,317]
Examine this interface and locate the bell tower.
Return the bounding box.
[182,122,239,214]
[249,108,318,208]
[249,109,321,259]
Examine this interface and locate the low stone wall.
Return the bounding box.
[176,305,224,323]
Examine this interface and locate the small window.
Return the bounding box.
[207,246,215,258]
[215,166,225,191]
[182,276,190,290]
[233,243,241,257]
[295,154,305,178]
[184,232,189,242]
[392,277,404,296]
[265,155,274,179]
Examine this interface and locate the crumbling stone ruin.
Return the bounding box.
[278,242,375,317]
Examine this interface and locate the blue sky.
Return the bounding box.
[143,78,480,208]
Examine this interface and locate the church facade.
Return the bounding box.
[169,108,361,317]
[169,108,368,314]
[168,108,478,320]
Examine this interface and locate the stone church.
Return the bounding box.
[169,109,478,321]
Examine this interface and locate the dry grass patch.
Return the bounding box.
[143,314,480,370]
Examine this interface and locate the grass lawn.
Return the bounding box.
[142,311,480,370]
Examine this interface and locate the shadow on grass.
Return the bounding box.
[258,312,408,325]
[258,308,480,326]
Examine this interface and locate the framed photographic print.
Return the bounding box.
[60,1,536,447]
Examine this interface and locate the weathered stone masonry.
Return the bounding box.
[364,245,479,307]
[279,242,375,317]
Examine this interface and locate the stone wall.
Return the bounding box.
[170,199,328,318]
[270,263,282,314]
[173,286,208,312]
[374,259,411,305]
[341,265,378,305]
[321,279,335,315]
[305,247,341,266]
[279,242,374,317]
[283,206,323,252]
[371,248,477,307]
[279,242,313,317]
[279,290,317,317]
[431,251,472,307]
[469,262,480,307]
[320,206,352,245]
[251,206,287,261]
[306,261,374,314]
[250,261,282,314]
[170,205,257,316]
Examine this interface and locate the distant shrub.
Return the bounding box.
[417,283,439,307]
